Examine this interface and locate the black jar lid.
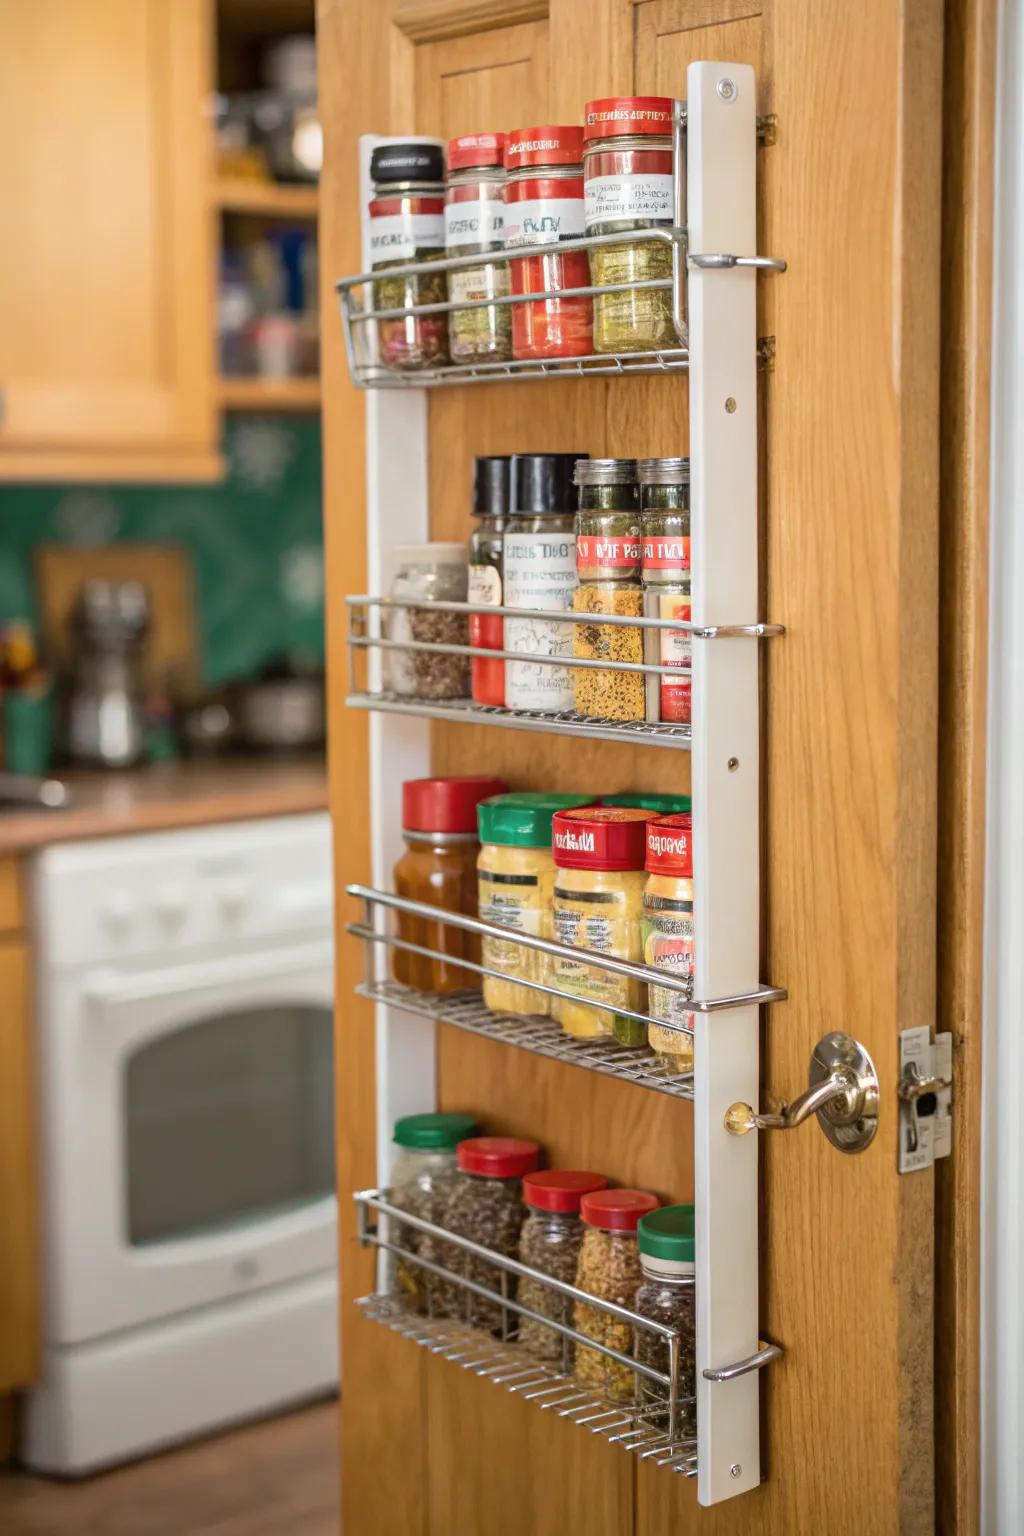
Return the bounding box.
[510,453,587,514]
[370,141,445,186]
[472,456,511,518]
[574,457,638,487]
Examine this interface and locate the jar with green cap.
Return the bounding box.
[389,1111,480,1312]
[601,792,692,815]
[634,1204,696,1436]
[477,792,594,1016]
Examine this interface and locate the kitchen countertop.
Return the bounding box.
[0,758,329,854]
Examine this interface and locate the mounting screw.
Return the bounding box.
[730,1463,742,1478]
[728,757,739,772]
[725,397,737,413]
[717,78,737,102]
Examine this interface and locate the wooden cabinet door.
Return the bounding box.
[0,0,219,482]
[0,934,38,1394]
[320,2,966,1532]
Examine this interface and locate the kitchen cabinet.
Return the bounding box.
[320,1,992,1532]
[0,862,38,1400]
[0,0,220,483]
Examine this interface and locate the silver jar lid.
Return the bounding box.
[637,456,690,485]
[573,457,638,486]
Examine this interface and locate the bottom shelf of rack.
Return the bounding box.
[357,1295,698,1477]
[360,981,695,1100]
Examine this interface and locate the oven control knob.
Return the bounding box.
[155,885,188,926]
[217,878,248,919]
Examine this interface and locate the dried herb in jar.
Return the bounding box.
[387,543,471,701]
[388,1113,479,1312]
[634,1205,696,1437]
[574,1188,660,1400]
[445,134,511,364]
[516,1170,607,1364]
[369,142,449,371]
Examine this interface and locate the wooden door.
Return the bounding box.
[0,865,38,1397]
[0,0,220,482]
[319,2,968,1531]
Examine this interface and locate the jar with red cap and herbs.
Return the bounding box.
[389,1111,479,1311]
[550,806,654,1045]
[468,455,510,707]
[393,775,507,994]
[582,97,677,355]
[634,1205,696,1434]
[574,1187,660,1399]
[368,140,448,370]
[643,814,695,1075]
[445,133,511,364]
[504,126,592,361]
[640,457,691,725]
[517,1170,608,1363]
[571,458,645,721]
[425,1136,541,1332]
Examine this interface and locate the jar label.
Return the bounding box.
[552,903,632,1009]
[643,913,695,1029]
[445,198,505,248]
[505,197,587,247]
[584,173,674,227]
[658,591,691,723]
[468,563,502,606]
[576,534,642,571]
[370,211,445,262]
[448,265,511,307]
[643,534,690,571]
[503,533,576,711]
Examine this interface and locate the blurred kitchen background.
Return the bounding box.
[0,2,338,1532]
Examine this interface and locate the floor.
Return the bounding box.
[0,1400,339,1536]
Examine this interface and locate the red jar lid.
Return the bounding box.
[523,1170,608,1213]
[581,1188,661,1231]
[505,125,585,170]
[448,132,506,172]
[457,1136,541,1178]
[552,806,654,871]
[402,776,508,835]
[583,96,674,141]
[646,813,693,877]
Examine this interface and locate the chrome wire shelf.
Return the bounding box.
[360,981,696,1100]
[346,691,693,749]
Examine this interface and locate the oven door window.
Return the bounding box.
[123,1003,334,1247]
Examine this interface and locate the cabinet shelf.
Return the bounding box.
[217,376,320,412]
[213,177,319,219]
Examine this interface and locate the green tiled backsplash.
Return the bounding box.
[0,419,324,685]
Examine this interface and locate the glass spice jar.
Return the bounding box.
[574,1188,660,1401]
[503,453,586,713]
[643,815,695,1076]
[504,126,592,361]
[477,792,595,1017]
[392,775,507,994]
[445,134,511,364]
[550,806,655,1045]
[583,97,677,355]
[368,141,448,370]
[517,1170,608,1364]
[467,455,510,708]
[387,543,471,700]
[571,458,645,721]
[634,1205,696,1436]
[425,1136,541,1332]
[389,1111,479,1312]
[639,457,691,725]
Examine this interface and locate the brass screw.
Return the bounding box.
[725,397,737,413]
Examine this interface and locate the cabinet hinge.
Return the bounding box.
[897,1028,953,1173]
[757,113,778,147]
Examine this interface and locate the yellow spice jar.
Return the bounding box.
[550,806,655,1043]
[477,793,594,1016]
[643,814,695,1075]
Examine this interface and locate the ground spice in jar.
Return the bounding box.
[423,1137,540,1333]
[368,141,448,370]
[388,1112,479,1311]
[517,1170,608,1363]
[583,98,677,355]
[634,1205,696,1436]
[572,458,645,721]
[639,457,691,724]
[504,126,592,360]
[387,543,471,700]
[643,814,695,1075]
[574,1188,660,1400]
[445,133,511,364]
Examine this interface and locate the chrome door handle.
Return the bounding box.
[725,1032,880,1153]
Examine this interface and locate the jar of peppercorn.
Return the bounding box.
[574,1187,660,1401]
[368,141,448,370]
[517,1169,608,1364]
[504,126,592,361]
[639,456,691,725]
[444,133,511,364]
[389,1111,480,1312]
[634,1204,696,1436]
[571,458,645,722]
[467,455,510,708]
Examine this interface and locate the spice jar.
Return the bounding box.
[640,457,691,724]
[427,1136,541,1332]
[387,543,471,700]
[571,458,645,721]
[389,1111,479,1311]
[643,815,695,1076]
[445,134,511,364]
[477,792,595,1017]
[634,1205,696,1435]
[369,141,448,370]
[468,456,510,708]
[504,126,592,361]
[392,775,507,993]
[583,98,676,355]
[574,1188,660,1400]
[503,453,585,713]
[551,806,654,1045]
[517,1170,608,1363]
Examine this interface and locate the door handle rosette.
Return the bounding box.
[724,1032,880,1153]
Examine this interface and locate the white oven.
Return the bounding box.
[23,812,338,1474]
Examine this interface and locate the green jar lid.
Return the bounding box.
[602,792,693,815]
[393,1112,479,1150]
[477,792,595,848]
[638,1203,695,1262]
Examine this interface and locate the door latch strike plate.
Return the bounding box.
[898,1027,953,1174]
